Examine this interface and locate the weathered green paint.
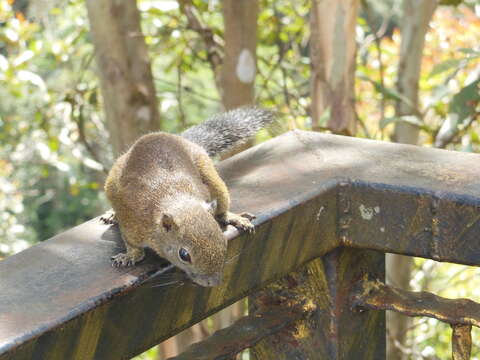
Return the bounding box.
[250,248,385,360]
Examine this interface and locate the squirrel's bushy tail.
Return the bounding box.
[182,107,275,157]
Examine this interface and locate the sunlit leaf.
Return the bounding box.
[34,111,42,123]
[0,55,9,72]
[439,0,462,5]
[424,83,451,110]
[17,70,47,91]
[48,138,59,152]
[471,129,479,144]
[449,79,480,122]
[429,58,462,77]
[458,48,480,56]
[50,7,62,16]
[380,115,426,130]
[358,74,415,108]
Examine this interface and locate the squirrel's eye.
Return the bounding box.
[179,248,191,263]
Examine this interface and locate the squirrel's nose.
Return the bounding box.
[207,274,222,287]
[192,272,222,287]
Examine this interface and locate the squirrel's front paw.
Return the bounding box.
[111,250,145,267]
[101,209,118,225]
[218,212,255,233]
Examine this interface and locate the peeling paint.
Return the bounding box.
[236,49,256,83]
[359,204,379,221]
[316,206,325,221]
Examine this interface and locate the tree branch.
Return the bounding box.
[178,0,223,73]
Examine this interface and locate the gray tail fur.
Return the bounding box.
[181,107,275,157]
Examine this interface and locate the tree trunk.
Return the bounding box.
[310,0,359,135]
[220,0,259,110]
[218,0,259,157]
[392,0,438,145]
[388,1,437,359]
[86,0,160,156]
[386,254,414,360]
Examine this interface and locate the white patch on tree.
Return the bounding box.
[236,49,256,84]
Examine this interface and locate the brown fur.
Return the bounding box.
[105,132,253,287]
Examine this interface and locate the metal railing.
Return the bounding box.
[1,130,479,359]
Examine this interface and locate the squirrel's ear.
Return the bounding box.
[161,213,178,232]
[204,199,217,214]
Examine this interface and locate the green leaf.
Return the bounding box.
[48,138,59,152]
[317,108,331,127]
[358,74,415,108]
[146,8,163,16]
[424,84,451,110]
[429,59,462,77]
[439,0,462,6]
[471,129,479,144]
[34,111,43,123]
[458,48,480,56]
[50,7,62,15]
[380,115,424,130]
[449,79,480,122]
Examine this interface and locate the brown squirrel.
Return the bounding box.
[102,107,274,287]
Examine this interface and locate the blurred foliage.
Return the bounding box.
[0,0,479,359]
[356,4,480,149]
[0,0,107,254]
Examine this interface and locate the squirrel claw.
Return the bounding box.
[101,210,118,225]
[219,212,255,233]
[111,252,144,267]
[111,254,132,267]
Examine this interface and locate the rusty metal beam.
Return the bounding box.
[250,249,385,360]
[452,324,472,360]
[1,130,480,359]
[351,278,479,360]
[168,301,311,360]
[351,278,480,327]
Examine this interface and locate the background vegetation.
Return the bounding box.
[1,0,479,359]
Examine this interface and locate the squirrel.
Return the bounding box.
[102,107,274,287]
